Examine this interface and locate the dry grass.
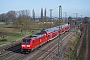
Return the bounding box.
[0,22,5,24]
[63,36,77,59]
[0,27,20,33]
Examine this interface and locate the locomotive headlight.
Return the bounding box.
[27,45,30,47]
[22,45,25,47]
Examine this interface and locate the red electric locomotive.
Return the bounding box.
[21,23,70,53]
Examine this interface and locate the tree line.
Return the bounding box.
[0,8,48,23]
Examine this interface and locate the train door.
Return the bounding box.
[47,32,52,41]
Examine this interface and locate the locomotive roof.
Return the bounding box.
[33,33,46,39]
[26,33,46,39]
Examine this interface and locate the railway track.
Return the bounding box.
[84,24,88,60]
[36,32,74,60]
[0,44,21,60]
[76,28,85,57]
[76,24,89,60]
[0,29,74,60]
[25,29,75,60]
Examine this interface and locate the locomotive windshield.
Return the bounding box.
[23,39,30,44]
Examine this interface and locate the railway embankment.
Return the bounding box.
[88,24,90,60]
[63,24,87,60]
[77,26,86,60]
[76,24,89,60]
[62,30,81,60]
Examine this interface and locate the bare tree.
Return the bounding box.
[32,9,35,21]
[14,10,31,36]
[40,8,43,22]
[0,31,9,41]
[44,8,46,21]
[0,13,7,23]
[0,13,5,22]
[6,10,17,25]
[83,17,89,24]
[0,10,17,25]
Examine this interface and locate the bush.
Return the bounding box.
[0,39,7,42]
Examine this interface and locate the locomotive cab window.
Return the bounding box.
[23,39,30,44]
